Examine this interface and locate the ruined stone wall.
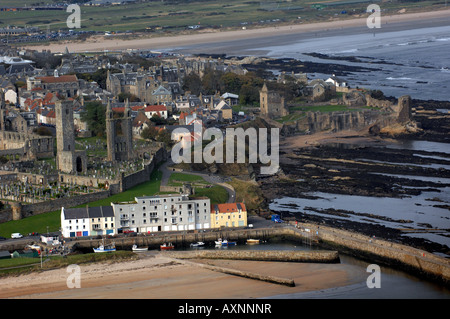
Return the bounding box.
[0,189,111,223]
[0,131,53,160]
[120,147,167,192]
[365,95,394,108]
[304,110,381,133]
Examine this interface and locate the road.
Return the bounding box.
[159,159,236,203]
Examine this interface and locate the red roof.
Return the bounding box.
[211,203,246,214]
[144,105,167,112]
[37,75,78,83]
[111,105,144,113]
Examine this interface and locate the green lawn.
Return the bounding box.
[0,251,136,277]
[168,173,205,184]
[0,167,230,237]
[0,0,442,33]
[193,185,228,205]
[0,169,162,238]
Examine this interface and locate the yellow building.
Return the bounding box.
[211,203,247,228]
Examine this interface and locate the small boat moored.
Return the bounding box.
[160,242,174,250]
[132,244,148,252]
[190,241,205,248]
[93,243,116,253]
[215,238,236,246]
[246,239,260,244]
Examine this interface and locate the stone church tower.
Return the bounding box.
[259,82,288,118]
[55,100,87,174]
[0,91,6,131]
[106,99,133,162]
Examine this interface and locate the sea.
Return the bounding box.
[167,17,450,298]
[169,17,450,101]
[251,25,450,101]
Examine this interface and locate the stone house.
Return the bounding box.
[259,82,288,118]
[61,205,116,238]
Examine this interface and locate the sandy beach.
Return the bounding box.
[0,252,367,299]
[280,128,399,152]
[24,8,450,54]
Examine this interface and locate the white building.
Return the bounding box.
[144,104,168,119]
[112,194,211,233]
[61,206,116,238]
[325,75,347,88]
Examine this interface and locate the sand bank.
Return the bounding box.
[0,253,367,299]
[280,129,398,151]
[24,9,450,54]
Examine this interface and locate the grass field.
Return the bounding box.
[0,251,137,277]
[0,169,162,238]
[0,167,229,237]
[0,0,443,33]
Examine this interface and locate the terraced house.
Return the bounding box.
[211,203,247,228]
[112,194,211,233]
[61,206,115,238]
[61,194,212,237]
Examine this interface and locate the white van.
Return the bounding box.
[11,233,23,239]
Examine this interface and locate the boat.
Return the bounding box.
[246,239,260,244]
[160,243,174,250]
[215,239,236,246]
[190,241,205,248]
[93,243,116,253]
[132,244,148,252]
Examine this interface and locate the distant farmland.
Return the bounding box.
[0,0,443,33]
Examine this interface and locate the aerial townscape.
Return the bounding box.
[0,0,449,304]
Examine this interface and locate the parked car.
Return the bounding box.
[11,233,24,239]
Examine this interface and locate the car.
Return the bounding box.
[11,233,23,239]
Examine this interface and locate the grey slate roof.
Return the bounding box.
[63,206,114,220]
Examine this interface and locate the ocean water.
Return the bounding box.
[250,25,450,101]
[269,139,450,255]
[170,21,450,101]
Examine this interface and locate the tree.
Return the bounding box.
[141,126,159,140]
[80,101,106,137]
[118,92,140,102]
[182,72,202,95]
[202,69,224,94]
[221,72,242,94]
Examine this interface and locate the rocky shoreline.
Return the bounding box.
[256,101,450,257]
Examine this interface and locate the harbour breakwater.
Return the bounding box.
[293,222,450,286]
[68,223,450,285]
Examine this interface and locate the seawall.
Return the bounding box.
[43,222,450,285]
[292,222,450,285]
[163,249,340,263]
